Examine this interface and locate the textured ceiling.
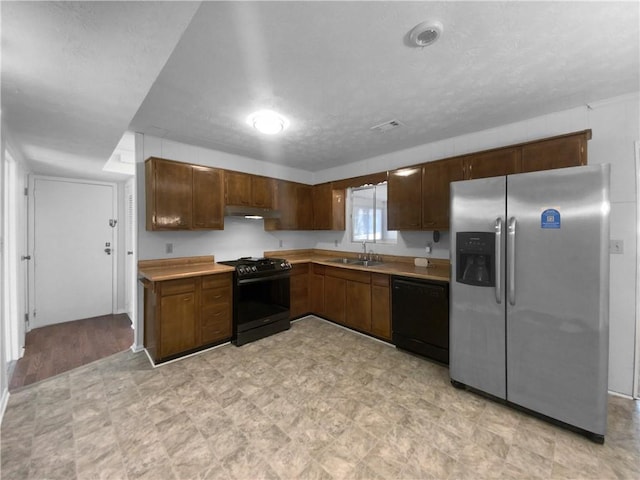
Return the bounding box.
[3,1,639,180]
[1,1,200,180]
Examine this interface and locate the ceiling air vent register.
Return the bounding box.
[370,119,404,133]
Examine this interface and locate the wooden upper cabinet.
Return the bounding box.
[251,176,274,209]
[422,158,465,231]
[296,184,314,230]
[521,131,589,173]
[313,183,345,230]
[387,167,422,230]
[192,166,224,230]
[146,158,192,230]
[464,148,521,180]
[265,180,314,231]
[146,157,224,231]
[225,171,274,209]
[225,171,252,206]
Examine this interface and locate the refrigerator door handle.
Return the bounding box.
[507,216,517,305]
[494,217,503,304]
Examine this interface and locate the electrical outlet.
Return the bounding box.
[166,243,173,254]
[334,239,339,247]
[609,239,624,254]
[279,239,284,248]
[425,242,433,254]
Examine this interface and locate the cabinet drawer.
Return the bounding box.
[372,273,389,287]
[326,267,370,284]
[312,264,325,275]
[201,286,232,306]
[291,263,309,275]
[202,304,231,325]
[159,278,196,295]
[201,311,232,344]
[202,273,232,289]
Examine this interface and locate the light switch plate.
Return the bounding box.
[166,243,173,254]
[609,239,624,254]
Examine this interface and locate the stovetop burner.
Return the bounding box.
[219,257,291,278]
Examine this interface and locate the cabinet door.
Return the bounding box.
[149,158,192,230]
[225,171,252,205]
[388,167,422,230]
[274,180,297,230]
[313,183,333,229]
[252,176,274,209]
[371,274,391,340]
[290,264,310,318]
[310,266,325,315]
[465,148,521,180]
[521,134,588,173]
[346,280,371,332]
[296,184,314,230]
[193,166,224,229]
[422,158,465,230]
[159,292,197,358]
[324,272,346,323]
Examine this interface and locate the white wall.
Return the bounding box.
[0,115,9,417]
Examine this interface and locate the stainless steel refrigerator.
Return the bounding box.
[449,164,610,442]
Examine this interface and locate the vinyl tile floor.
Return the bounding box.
[2,316,639,480]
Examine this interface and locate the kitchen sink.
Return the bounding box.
[327,258,383,267]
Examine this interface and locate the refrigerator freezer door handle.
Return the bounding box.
[508,217,517,305]
[494,218,503,304]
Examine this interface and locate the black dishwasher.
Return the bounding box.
[392,276,449,364]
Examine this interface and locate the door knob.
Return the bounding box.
[104,248,112,255]
[127,251,133,255]
[21,255,31,261]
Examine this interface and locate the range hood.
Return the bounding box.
[224,205,281,219]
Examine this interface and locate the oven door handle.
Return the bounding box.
[236,272,291,285]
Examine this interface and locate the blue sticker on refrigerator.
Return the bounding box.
[541,209,561,229]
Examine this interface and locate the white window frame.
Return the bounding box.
[349,183,397,245]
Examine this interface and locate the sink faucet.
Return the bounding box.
[362,241,367,259]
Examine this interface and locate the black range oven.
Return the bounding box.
[218,257,291,346]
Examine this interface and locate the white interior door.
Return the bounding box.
[124,177,135,320]
[32,177,115,328]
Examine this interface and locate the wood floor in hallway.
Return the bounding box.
[8,313,133,390]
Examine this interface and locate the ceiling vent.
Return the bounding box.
[370,119,404,133]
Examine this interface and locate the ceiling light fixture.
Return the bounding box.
[408,20,443,47]
[247,110,290,135]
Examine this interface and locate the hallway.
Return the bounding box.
[9,314,133,390]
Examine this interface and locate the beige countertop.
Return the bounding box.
[267,249,450,282]
[139,250,450,283]
[138,256,235,282]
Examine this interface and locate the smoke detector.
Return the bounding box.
[408,20,443,47]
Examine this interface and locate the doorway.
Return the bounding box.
[29,176,116,328]
[9,176,134,389]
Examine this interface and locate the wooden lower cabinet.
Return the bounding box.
[310,264,325,316]
[346,280,371,332]
[371,274,391,340]
[311,265,390,341]
[324,272,346,323]
[200,274,232,344]
[290,263,310,318]
[158,280,198,358]
[143,272,232,363]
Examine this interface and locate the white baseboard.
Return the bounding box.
[0,387,10,424]
[130,343,144,353]
[608,390,634,400]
